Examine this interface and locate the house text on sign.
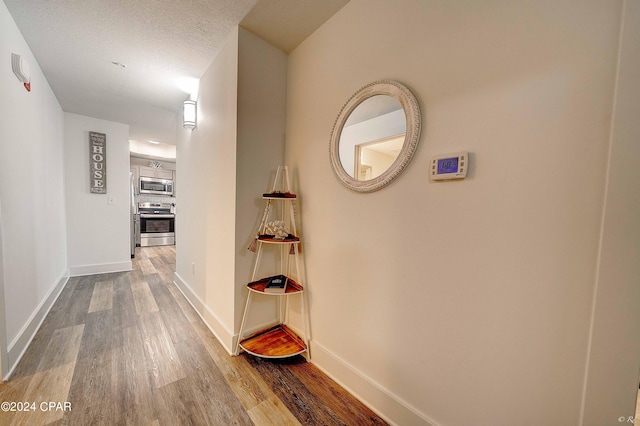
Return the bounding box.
[89,131,107,194]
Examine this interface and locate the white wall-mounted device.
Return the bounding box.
[11,53,31,92]
[430,151,469,181]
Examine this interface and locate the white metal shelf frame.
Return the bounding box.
[235,166,310,359]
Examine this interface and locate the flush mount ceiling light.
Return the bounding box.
[183,100,197,129]
[148,140,160,144]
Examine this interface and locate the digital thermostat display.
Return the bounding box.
[430,151,468,181]
[437,157,459,174]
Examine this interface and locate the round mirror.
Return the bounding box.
[329,80,421,192]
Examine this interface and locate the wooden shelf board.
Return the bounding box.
[258,236,300,244]
[239,324,307,359]
[248,276,303,294]
[262,194,297,200]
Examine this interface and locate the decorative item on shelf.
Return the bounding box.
[247,237,258,253]
[264,275,288,293]
[236,165,310,360]
[263,221,289,240]
[149,160,162,169]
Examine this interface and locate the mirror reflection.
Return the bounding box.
[338,95,406,180]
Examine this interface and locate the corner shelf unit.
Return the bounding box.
[235,166,310,359]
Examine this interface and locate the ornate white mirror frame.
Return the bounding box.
[329,80,422,192]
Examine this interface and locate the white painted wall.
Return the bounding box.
[0,1,68,375]
[286,0,630,424]
[174,27,287,352]
[175,28,240,349]
[0,199,6,376]
[234,28,287,333]
[64,113,132,276]
[582,2,640,424]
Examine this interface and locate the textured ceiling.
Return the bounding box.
[240,0,349,53]
[4,0,347,145]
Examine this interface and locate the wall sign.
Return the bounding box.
[89,131,107,193]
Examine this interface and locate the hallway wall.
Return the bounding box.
[63,113,132,276]
[581,1,640,423]
[0,1,68,376]
[285,0,630,424]
[174,27,287,350]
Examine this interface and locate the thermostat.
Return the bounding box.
[430,152,468,181]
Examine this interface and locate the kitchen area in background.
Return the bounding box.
[129,142,177,259]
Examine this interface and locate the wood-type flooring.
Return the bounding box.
[0,245,386,425]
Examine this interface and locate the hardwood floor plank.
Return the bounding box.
[111,325,157,425]
[12,361,75,425]
[143,271,164,287]
[147,278,197,344]
[36,324,84,373]
[166,284,200,324]
[87,280,113,313]
[247,396,303,426]
[246,355,351,426]
[138,258,156,276]
[76,310,115,360]
[174,336,253,425]
[0,375,34,425]
[148,256,167,271]
[130,267,145,283]
[131,280,160,316]
[64,349,114,425]
[10,279,84,377]
[287,360,387,425]
[152,378,210,425]
[112,273,138,330]
[194,320,273,410]
[137,311,186,388]
[69,276,97,325]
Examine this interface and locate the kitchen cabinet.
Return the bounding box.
[139,166,173,180]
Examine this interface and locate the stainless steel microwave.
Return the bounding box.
[139,176,174,196]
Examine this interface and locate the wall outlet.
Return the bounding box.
[107,196,116,205]
[192,262,196,275]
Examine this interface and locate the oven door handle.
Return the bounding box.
[140,214,175,218]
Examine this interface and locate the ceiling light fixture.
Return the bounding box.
[183,100,197,130]
[11,53,31,92]
[148,140,160,144]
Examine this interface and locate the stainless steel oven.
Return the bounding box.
[138,202,175,246]
[139,176,174,196]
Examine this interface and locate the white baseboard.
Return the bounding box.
[68,260,132,277]
[6,271,69,379]
[309,340,437,426]
[173,272,235,353]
